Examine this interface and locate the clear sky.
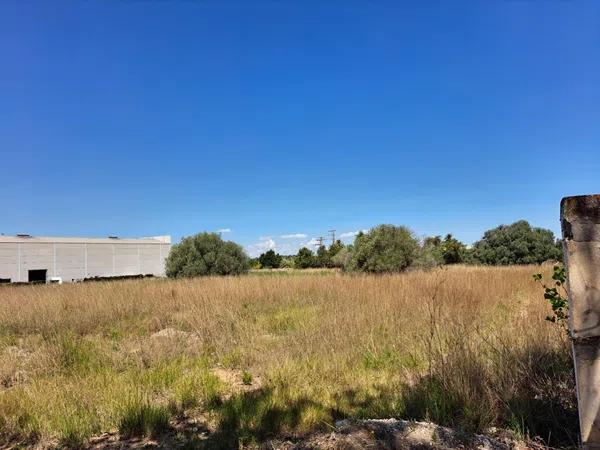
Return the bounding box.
[1,1,599,256]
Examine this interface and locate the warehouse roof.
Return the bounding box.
[0,235,171,244]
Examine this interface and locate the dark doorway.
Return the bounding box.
[28,270,47,284]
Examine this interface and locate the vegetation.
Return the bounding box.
[166,232,249,277]
[439,234,468,264]
[295,247,316,269]
[414,234,468,269]
[244,220,564,276]
[331,245,352,268]
[534,265,569,326]
[0,266,575,447]
[471,220,562,265]
[347,225,419,273]
[166,220,562,277]
[258,249,283,269]
[288,240,347,270]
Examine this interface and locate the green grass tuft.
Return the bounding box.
[118,401,170,438]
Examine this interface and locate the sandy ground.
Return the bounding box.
[77,418,542,450]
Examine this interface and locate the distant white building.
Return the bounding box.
[0,234,171,284]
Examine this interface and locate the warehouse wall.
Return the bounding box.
[0,244,18,282]
[21,243,53,282]
[0,241,170,283]
[87,244,113,278]
[54,244,85,281]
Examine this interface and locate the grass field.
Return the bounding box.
[0,266,577,448]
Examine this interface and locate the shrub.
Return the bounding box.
[258,250,282,269]
[472,221,562,265]
[295,247,315,269]
[440,234,467,264]
[279,256,296,269]
[331,246,352,269]
[347,225,419,273]
[328,240,344,260]
[413,236,444,269]
[166,232,249,277]
[315,245,330,268]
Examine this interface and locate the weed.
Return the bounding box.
[242,371,253,385]
[118,400,170,438]
[0,266,578,447]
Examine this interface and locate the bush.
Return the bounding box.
[347,225,419,273]
[295,247,315,269]
[413,234,467,269]
[328,240,344,259]
[315,245,330,268]
[166,232,249,277]
[258,250,282,269]
[331,246,352,269]
[413,242,443,269]
[472,221,562,265]
[440,234,467,264]
[279,256,296,269]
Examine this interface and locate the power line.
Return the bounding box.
[328,229,336,246]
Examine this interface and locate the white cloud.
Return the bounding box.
[303,237,320,247]
[259,236,272,241]
[339,229,369,240]
[280,233,307,239]
[274,242,298,255]
[217,228,232,233]
[246,238,276,257]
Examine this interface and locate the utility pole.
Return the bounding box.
[561,194,600,450]
[329,229,336,246]
[314,236,324,248]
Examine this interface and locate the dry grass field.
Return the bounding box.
[0,266,577,448]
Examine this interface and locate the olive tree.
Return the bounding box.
[166,232,249,277]
[347,225,419,273]
[471,220,562,265]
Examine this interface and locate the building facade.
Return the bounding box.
[0,235,171,283]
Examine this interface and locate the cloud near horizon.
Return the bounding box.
[246,229,370,258]
[246,237,276,257]
[280,233,307,239]
[339,229,368,239]
[217,228,232,233]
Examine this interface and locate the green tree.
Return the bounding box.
[279,255,296,269]
[331,245,353,269]
[413,235,444,269]
[295,247,315,269]
[315,245,330,268]
[258,249,282,269]
[166,232,249,277]
[440,234,467,264]
[347,225,419,273]
[424,236,442,248]
[328,240,344,259]
[471,220,562,265]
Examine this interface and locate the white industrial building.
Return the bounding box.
[0,234,171,284]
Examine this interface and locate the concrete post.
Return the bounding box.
[561,194,600,450]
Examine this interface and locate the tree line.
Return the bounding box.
[166,220,563,277]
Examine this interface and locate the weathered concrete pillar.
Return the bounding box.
[561,194,600,450]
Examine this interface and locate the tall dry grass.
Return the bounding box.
[0,265,577,447]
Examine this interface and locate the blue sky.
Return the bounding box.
[1,1,599,256]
